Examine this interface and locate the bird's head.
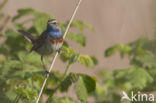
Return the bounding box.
[47,19,62,39]
[47,19,60,31]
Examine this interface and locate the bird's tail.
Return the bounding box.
[18,30,36,43]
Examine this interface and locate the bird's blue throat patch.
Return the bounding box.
[47,25,62,39]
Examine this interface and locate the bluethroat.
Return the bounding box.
[18,19,63,72]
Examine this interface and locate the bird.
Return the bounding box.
[18,19,63,72]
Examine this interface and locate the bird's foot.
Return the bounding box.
[45,70,50,74]
[57,48,62,54]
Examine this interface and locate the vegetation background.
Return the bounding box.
[0,0,156,103]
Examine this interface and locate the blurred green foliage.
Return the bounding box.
[1,0,156,103]
[0,1,97,103]
[93,38,156,103]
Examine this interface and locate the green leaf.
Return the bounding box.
[4,29,27,53]
[59,21,66,32]
[6,60,22,70]
[78,55,95,67]
[75,76,88,103]
[141,55,156,68]
[0,55,5,63]
[60,75,72,92]
[114,67,153,90]
[67,33,86,46]
[2,60,23,78]
[62,41,69,47]
[13,23,26,30]
[47,71,62,86]
[69,54,80,64]
[90,56,98,65]
[131,55,156,68]
[60,47,97,67]
[15,85,37,100]
[27,26,37,34]
[60,46,77,62]
[80,74,96,93]
[1,90,16,103]
[143,39,156,55]
[55,97,76,103]
[94,83,107,102]
[69,72,79,83]
[105,44,120,57]
[71,20,95,31]
[82,22,95,31]
[0,46,8,55]
[13,8,35,21]
[4,29,19,37]
[34,12,53,34]
[60,73,79,92]
[97,70,115,89]
[18,51,41,64]
[105,44,131,57]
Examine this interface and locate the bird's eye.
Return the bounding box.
[53,22,57,25]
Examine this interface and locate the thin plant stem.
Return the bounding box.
[45,63,71,103]
[35,0,82,103]
[13,94,22,103]
[54,63,72,89]
[59,62,71,81]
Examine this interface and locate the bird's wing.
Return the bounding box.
[31,30,48,51]
[18,30,36,43]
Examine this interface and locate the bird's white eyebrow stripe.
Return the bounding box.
[52,21,57,23]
